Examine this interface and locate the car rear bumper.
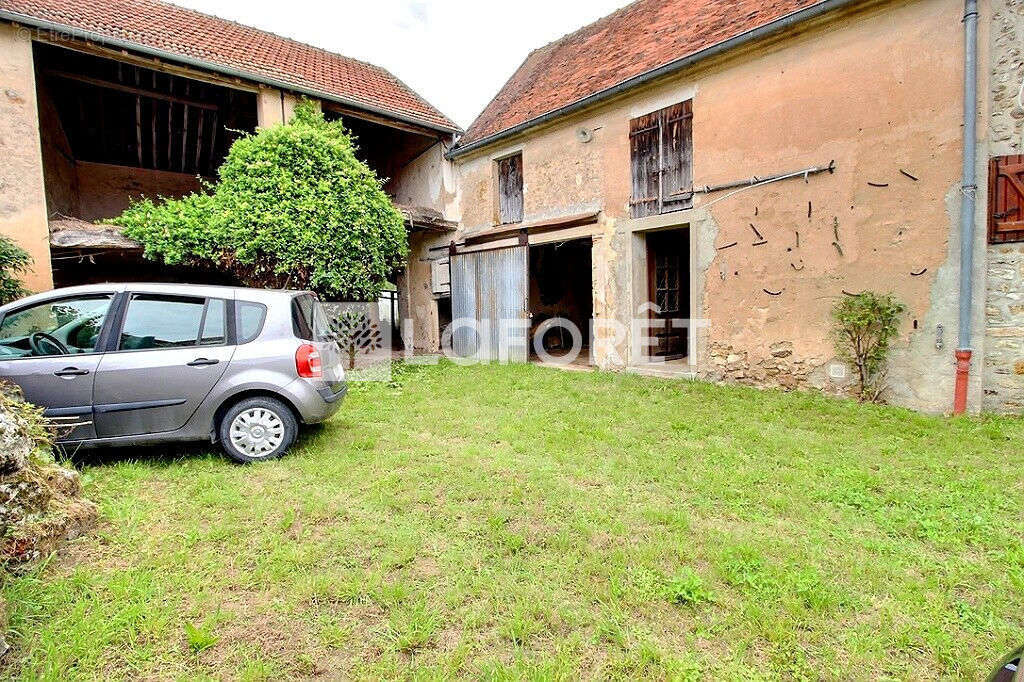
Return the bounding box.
[285,377,347,423]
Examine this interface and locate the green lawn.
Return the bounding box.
[4,362,1023,680]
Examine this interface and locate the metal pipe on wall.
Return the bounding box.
[954,0,979,415]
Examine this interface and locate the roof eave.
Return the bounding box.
[447,0,863,159]
[0,9,462,136]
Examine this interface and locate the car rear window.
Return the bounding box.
[291,294,330,341]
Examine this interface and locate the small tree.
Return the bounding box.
[0,235,32,305]
[830,292,906,402]
[108,101,408,301]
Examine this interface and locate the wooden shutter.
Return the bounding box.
[630,100,693,219]
[630,112,661,218]
[989,155,1024,243]
[498,153,524,224]
[660,101,693,212]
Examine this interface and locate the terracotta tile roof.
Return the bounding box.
[460,0,827,146]
[0,0,459,132]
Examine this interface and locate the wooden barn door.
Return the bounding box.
[449,246,529,362]
[989,155,1024,243]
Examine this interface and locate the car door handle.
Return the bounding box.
[54,367,90,377]
[186,358,220,367]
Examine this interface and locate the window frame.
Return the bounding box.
[0,292,117,360]
[109,293,232,354]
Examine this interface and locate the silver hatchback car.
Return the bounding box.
[0,283,346,462]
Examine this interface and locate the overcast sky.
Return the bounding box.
[171,0,630,129]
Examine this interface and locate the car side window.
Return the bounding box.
[119,294,217,350]
[200,299,226,346]
[0,295,113,358]
[236,301,267,344]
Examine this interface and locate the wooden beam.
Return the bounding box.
[321,101,442,138]
[195,110,204,170]
[43,69,219,110]
[39,35,260,93]
[134,67,143,167]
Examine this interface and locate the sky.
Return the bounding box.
[171,0,631,129]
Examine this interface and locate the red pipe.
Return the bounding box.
[953,349,972,415]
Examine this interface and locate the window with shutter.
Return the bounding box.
[989,155,1024,244]
[497,153,524,224]
[629,100,693,219]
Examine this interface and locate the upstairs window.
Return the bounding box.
[497,152,524,224]
[629,100,693,219]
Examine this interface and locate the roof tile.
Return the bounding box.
[462,0,824,145]
[0,0,458,132]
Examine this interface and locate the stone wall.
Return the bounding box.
[983,0,1024,412]
[984,244,1024,411]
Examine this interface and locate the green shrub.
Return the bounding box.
[108,100,407,301]
[0,235,31,305]
[830,292,906,402]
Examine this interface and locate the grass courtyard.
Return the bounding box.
[3,361,1023,679]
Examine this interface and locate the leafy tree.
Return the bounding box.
[0,235,32,305]
[830,291,906,402]
[108,101,408,301]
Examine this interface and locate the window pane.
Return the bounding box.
[236,302,267,344]
[0,295,112,357]
[119,295,205,350]
[200,299,226,346]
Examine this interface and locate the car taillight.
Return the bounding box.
[295,344,322,378]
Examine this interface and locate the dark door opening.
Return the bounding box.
[646,229,690,360]
[529,239,593,362]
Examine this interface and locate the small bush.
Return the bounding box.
[0,235,31,305]
[830,291,906,402]
[664,568,714,606]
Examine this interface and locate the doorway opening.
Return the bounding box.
[644,227,690,368]
[529,238,593,366]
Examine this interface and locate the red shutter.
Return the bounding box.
[989,155,1024,244]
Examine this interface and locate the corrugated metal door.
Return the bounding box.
[449,246,528,362]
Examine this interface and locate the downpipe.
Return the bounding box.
[954,0,979,415]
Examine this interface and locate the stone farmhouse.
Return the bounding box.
[1,0,1022,414]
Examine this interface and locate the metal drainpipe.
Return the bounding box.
[954,0,979,415]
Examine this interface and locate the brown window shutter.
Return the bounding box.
[630,112,661,219]
[498,153,524,224]
[660,100,693,211]
[630,100,693,219]
[989,155,1024,243]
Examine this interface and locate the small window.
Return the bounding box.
[497,152,524,224]
[236,301,267,344]
[200,299,226,346]
[0,294,112,358]
[119,294,206,350]
[630,100,693,219]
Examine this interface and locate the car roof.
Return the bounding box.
[0,283,314,313]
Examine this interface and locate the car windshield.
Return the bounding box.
[0,295,113,358]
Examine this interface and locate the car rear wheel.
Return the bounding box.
[218,397,297,463]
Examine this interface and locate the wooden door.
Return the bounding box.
[646,230,689,360]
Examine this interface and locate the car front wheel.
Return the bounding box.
[218,397,298,463]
